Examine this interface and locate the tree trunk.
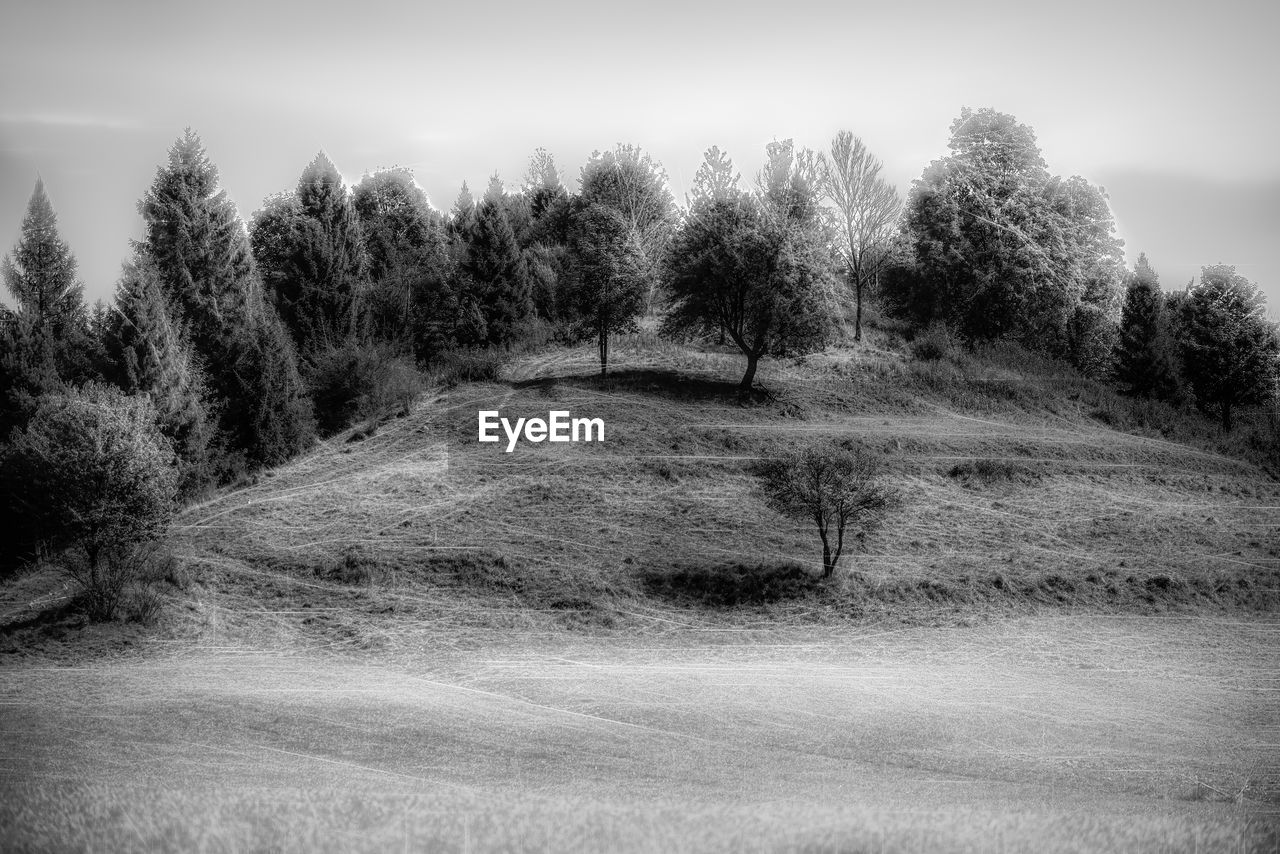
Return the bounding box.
[599,331,609,378]
[739,352,759,390]
[1222,398,1232,432]
[822,542,834,578]
[854,278,863,342]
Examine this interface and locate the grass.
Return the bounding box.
[0,617,1276,852]
[2,327,1279,851]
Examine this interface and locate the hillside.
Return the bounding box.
[3,330,1279,852]
[97,327,1279,655]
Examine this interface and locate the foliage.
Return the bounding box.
[304,340,423,435]
[687,146,742,210]
[755,443,897,578]
[105,256,215,497]
[819,132,902,341]
[351,168,449,347]
[230,301,317,470]
[0,180,96,430]
[139,129,315,474]
[579,144,678,313]
[252,152,367,351]
[663,195,833,388]
[1175,265,1280,431]
[561,204,647,375]
[462,195,533,345]
[2,385,177,619]
[902,108,1125,352]
[1113,253,1181,399]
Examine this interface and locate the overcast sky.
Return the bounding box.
[2,0,1277,313]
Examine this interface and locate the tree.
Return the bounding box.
[138,129,313,472]
[1177,265,1279,431]
[1114,253,1181,399]
[0,179,96,425]
[138,129,256,363]
[819,132,902,341]
[351,169,450,348]
[688,145,742,209]
[903,108,1124,351]
[253,152,366,350]
[524,147,568,221]
[580,144,678,313]
[562,204,647,376]
[463,194,532,345]
[105,256,214,496]
[756,443,897,578]
[664,195,832,389]
[2,385,177,619]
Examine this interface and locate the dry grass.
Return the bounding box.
[1,618,1277,852]
[2,332,1279,851]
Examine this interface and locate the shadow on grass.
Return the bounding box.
[512,369,771,404]
[639,561,824,608]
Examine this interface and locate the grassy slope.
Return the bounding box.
[116,328,1279,653]
[2,329,1279,852]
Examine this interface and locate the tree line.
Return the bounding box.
[1,109,1277,599]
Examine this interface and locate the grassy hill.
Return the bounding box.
[3,326,1279,852]
[25,323,1258,657]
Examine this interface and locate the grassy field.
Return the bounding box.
[1,330,1278,851]
[1,618,1277,852]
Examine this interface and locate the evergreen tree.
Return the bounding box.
[138,129,313,472]
[138,129,256,363]
[234,299,317,468]
[106,257,214,496]
[0,179,95,428]
[1177,265,1279,431]
[290,152,366,347]
[449,182,476,237]
[1114,253,1180,399]
[463,197,532,345]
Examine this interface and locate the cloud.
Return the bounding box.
[0,113,146,131]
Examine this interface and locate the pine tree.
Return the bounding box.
[234,299,316,468]
[1114,253,1180,399]
[138,130,256,362]
[138,130,314,472]
[106,257,214,496]
[464,198,531,345]
[286,152,366,348]
[1,179,95,428]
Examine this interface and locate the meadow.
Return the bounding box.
[1,328,1277,852]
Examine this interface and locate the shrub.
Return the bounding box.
[305,341,424,435]
[3,385,178,619]
[910,320,955,362]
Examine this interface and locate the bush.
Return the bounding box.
[3,385,178,619]
[910,320,956,362]
[305,341,424,435]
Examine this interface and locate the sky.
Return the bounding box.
[2,0,1278,313]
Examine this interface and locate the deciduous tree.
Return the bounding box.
[819,132,902,341]
[562,204,647,376]
[664,196,832,389]
[756,443,897,578]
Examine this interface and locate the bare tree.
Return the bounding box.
[756,443,897,578]
[820,131,902,341]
